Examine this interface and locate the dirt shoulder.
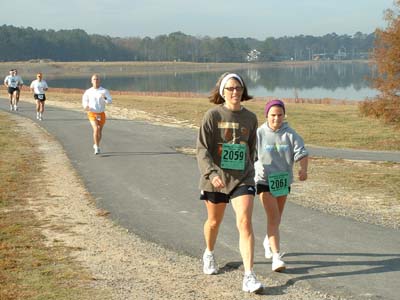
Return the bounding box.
[11,103,347,299]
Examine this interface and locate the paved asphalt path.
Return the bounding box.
[2,99,399,300]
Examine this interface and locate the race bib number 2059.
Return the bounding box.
[221,143,246,170]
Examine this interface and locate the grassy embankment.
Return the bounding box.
[0,112,108,300]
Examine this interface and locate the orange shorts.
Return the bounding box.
[87,112,106,126]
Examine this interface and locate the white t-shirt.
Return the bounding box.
[30,79,48,94]
[4,75,21,88]
[82,86,112,113]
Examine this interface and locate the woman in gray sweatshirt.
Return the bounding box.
[254,99,308,272]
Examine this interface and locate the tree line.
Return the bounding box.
[0,25,374,62]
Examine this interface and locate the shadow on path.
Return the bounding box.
[219,252,399,296]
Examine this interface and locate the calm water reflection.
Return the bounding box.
[49,62,377,101]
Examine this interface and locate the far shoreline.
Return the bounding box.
[0,59,373,77]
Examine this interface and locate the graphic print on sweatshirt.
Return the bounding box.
[264,143,290,153]
[217,121,249,157]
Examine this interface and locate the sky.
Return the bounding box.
[0,0,395,40]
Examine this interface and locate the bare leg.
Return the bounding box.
[260,192,287,253]
[16,90,20,106]
[36,100,41,113]
[203,200,226,251]
[231,194,255,272]
[12,91,17,107]
[89,120,104,147]
[39,101,44,114]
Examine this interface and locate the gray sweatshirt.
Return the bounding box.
[196,105,258,194]
[254,121,308,186]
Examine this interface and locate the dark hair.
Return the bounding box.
[208,72,253,104]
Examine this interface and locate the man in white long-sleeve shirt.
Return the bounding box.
[82,74,112,155]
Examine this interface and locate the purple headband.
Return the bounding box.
[264,99,285,117]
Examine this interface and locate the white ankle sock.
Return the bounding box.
[204,249,213,255]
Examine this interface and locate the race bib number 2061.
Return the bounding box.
[268,172,289,197]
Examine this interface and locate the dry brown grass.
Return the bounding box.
[292,157,400,228]
[0,112,106,300]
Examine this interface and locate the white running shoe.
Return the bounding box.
[93,144,100,155]
[36,113,40,120]
[14,105,18,111]
[272,253,286,272]
[10,105,13,111]
[242,272,263,293]
[203,250,218,275]
[263,235,273,259]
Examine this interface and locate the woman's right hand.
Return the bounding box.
[211,175,225,189]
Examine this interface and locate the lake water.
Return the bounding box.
[49,62,377,101]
